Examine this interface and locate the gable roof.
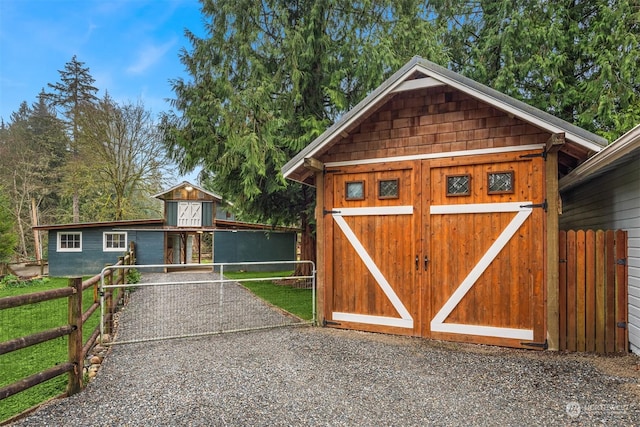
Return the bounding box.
[282,56,607,183]
[152,181,222,201]
[559,124,640,191]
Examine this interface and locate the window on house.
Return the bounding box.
[104,232,127,252]
[378,179,399,199]
[345,181,365,200]
[446,174,471,196]
[488,171,514,194]
[57,232,82,252]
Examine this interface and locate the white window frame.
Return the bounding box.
[57,232,82,252]
[103,232,128,252]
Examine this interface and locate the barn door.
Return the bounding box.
[424,153,546,347]
[324,162,421,335]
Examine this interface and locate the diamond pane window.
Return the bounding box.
[345,181,365,200]
[378,179,399,199]
[488,171,514,194]
[446,174,470,196]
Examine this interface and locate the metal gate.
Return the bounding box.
[100,261,315,345]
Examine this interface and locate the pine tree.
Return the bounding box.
[46,55,99,221]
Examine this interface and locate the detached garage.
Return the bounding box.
[282,57,607,349]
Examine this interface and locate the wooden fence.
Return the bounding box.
[0,243,135,406]
[558,230,628,353]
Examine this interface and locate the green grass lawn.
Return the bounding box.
[223,271,313,321]
[0,277,102,422]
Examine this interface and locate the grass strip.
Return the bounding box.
[224,271,313,321]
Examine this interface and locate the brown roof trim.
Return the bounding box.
[33,219,164,231]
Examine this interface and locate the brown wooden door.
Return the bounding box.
[324,161,422,336]
[423,152,546,348]
[323,151,545,347]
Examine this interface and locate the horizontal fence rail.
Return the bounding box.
[559,230,628,353]
[0,245,135,421]
[101,261,316,345]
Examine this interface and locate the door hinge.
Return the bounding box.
[323,209,341,216]
[521,340,548,349]
[520,200,548,212]
[520,149,547,160]
[617,258,627,266]
[323,318,341,326]
[617,322,627,329]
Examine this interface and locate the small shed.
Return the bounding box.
[36,182,298,276]
[282,56,607,349]
[559,124,640,354]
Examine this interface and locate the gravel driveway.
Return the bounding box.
[9,273,640,426]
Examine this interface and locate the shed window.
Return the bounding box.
[345,181,365,200]
[104,232,127,252]
[57,232,82,252]
[378,179,399,199]
[488,171,514,194]
[446,174,470,196]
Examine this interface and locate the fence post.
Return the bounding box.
[68,277,83,395]
[105,266,113,335]
[118,256,125,285]
[129,241,136,265]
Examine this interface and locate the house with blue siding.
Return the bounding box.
[35,182,298,276]
[559,124,640,355]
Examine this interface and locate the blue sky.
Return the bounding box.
[0,0,205,123]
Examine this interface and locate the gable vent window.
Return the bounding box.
[446,174,470,196]
[488,171,514,194]
[378,179,399,199]
[345,181,365,200]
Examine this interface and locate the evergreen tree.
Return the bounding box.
[46,55,99,221]
[0,188,17,273]
[0,95,69,258]
[432,0,640,139]
[162,0,446,268]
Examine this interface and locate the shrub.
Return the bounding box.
[126,268,141,284]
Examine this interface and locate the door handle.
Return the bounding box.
[415,256,419,270]
[424,256,429,271]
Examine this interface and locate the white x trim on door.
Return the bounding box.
[429,202,534,340]
[332,206,414,329]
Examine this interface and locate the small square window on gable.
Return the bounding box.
[378,179,399,199]
[488,171,514,194]
[446,174,471,196]
[345,181,365,200]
